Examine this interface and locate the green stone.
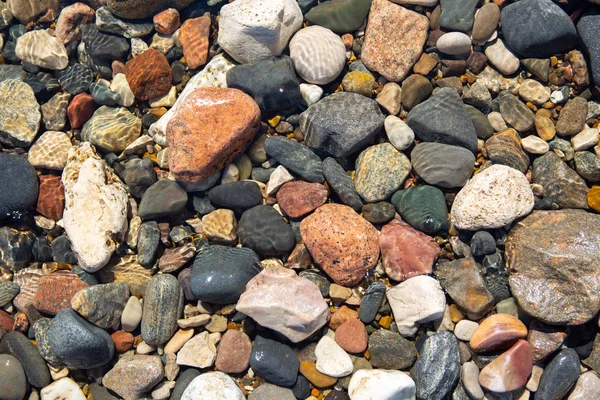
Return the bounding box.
[305,0,372,34]
[391,185,448,234]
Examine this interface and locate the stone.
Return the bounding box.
[96,7,154,38]
[528,320,567,363]
[578,11,600,89]
[277,181,328,218]
[498,92,535,132]
[500,0,577,58]
[6,0,56,24]
[462,82,492,111]
[0,281,19,308]
[454,319,479,341]
[556,97,588,137]
[571,126,599,151]
[81,24,130,60]
[439,0,477,31]
[41,92,70,131]
[536,349,580,400]
[299,361,337,388]
[67,93,96,129]
[479,340,533,393]
[379,220,440,282]
[305,0,371,33]
[361,202,395,225]
[407,87,478,153]
[0,80,40,148]
[484,39,519,76]
[121,158,156,199]
[138,179,187,219]
[154,8,180,35]
[335,319,368,354]
[348,369,416,400]
[28,131,71,171]
[15,30,68,70]
[47,308,114,369]
[470,313,527,352]
[97,256,151,297]
[300,92,384,158]
[0,154,38,217]
[201,209,237,243]
[264,136,324,182]
[411,331,460,400]
[451,165,534,230]
[518,79,551,105]
[217,0,302,64]
[299,83,323,107]
[111,330,134,353]
[249,384,295,400]
[0,354,26,400]
[383,117,412,153]
[141,274,183,346]
[376,83,402,115]
[2,331,51,388]
[485,128,530,173]
[300,204,379,286]
[124,48,173,101]
[391,185,448,234]
[215,330,252,374]
[341,71,376,97]
[411,142,474,188]
[361,0,428,82]
[55,2,95,44]
[181,372,244,400]
[574,151,600,182]
[322,157,362,211]
[39,378,86,400]
[33,272,88,315]
[250,335,299,387]
[70,282,129,330]
[472,3,500,41]
[238,205,296,256]
[368,329,416,369]
[110,74,134,107]
[402,75,433,110]
[506,210,600,325]
[237,266,329,343]
[569,371,600,400]
[167,87,260,184]
[436,32,471,55]
[289,26,346,85]
[56,64,93,97]
[208,181,263,210]
[81,106,141,152]
[533,152,589,209]
[387,275,446,336]
[102,355,163,400]
[176,331,217,368]
[315,336,353,378]
[521,135,549,155]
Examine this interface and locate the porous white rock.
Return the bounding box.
[110,73,135,107]
[218,0,303,64]
[451,164,534,230]
[348,369,416,400]
[15,30,68,70]
[62,143,128,272]
[385,115,414,151]
[181,372,245,400]
[290,25,346,85]
[40,378,86,400]
[387,275,446,337]
[436,32,471,55]
[176,331,216,368]
[518,79,551,105]
[236,266,329,343]
[315,336,353,378]
[299,83,323,106]
[571,125,599,151]
[485,39,520,76]
[521,135,549,154]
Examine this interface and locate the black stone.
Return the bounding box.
[138,221,160,267]
[207,181,263,210]
[0,331,51,388]
[480,251,510,305]
[470,231,496,258]
[264,137,324,183]
[58,64,94,95]
[81,24,130,60]
[292,375,311,399]
[90,82,121,106]
[391,186,449,235]
[578,11,600,87]
[51,235,78,264]
[172,61,186,83]
[323,157,363,211]
[361,202,395,225]
[32,236,53,262]
[192,194,216,215]
[226,56,302,112]
[238,205,296,257]
[0,153,39,217]
[1,41,19,64]
[536,349,580,400]
[368,329,417,369]
[0,227,35,271]
[359,281,386,324]
[325,391,351,400]
[122,158,157,198]
[138,179,188,219]
[190,245,261,304]
[170,368,201,400]
[298,270,331,298]
[500,0,577,58]
[250,335,300,387]
[0,65,26,83]
[439,0,478,32]
[406,87,478,153]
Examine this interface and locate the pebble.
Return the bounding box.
[499,92,535,132]
[154,8,180,35]
[82,106,141,152]
[528,320,567,363]
[237,266,329,343]
[411,142,475,188]
[0,153,39,216]
[401,74,433,110]
[208,181,262,211]
[368,329,416,370]
[299,83,323,106]
[67,93,96,129]
[323,157,363,211]
[102,355,163,400]
[439,0,477,31]
[361,202,395,225]
[27,131,71,171]
[41,92,71,131]
[304,0,371,33]
[485,128,530,173]
[518,79,551,105]
[578,11,600,88]
[250,335,299,387]
[215,330,252,373]
[70,282,129,330]
[334,319,368,354]
[521,135,549,154]
[289,26,346,85]
[109,73,134,107]
[533,152,589,209]
[536,349,580,400]
[569,371,600,400]
[141,274,184,346]
[0,79,40,147]
[436,32,471,55]
[277,181,328,218]
[54,4,94,44]
[387,275,446,336]
[138,179,188,219]
[248,383,295,400]
[124,48,173,101]
[58,64,94,95]
[342,71,375,97]
[472,3,500,41]
[485,39,520,76]
[391,185,448,234]
[348,369,415,400]
[176,331,217,369]
[556,97,588,137]
[81,23,130,60]
[384,116,414,151]
[15,30,68,70]
[238,205,296,256]
[571,126,599,151]
[479,340,533,393]
[0,354,26,400]
[181,372,245,400]
[40,378,86,400]
[315,336,353,378]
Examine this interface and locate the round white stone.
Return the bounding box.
[299,83,324,106]
[41,378,86,400]
[182,372,245,400]
[485,39,520,76]
[384,115,415,151]
[315,336,353,378]
[521,135,549,154]
[454,320,479,341]
[436,32,472,55]
[348,369,416,400]
[451,164,534,230]
[290,25,346,85]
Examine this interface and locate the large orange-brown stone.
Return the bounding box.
[179,16,210,69]
[36,175,65,221]
[300,204,380,287]
[124,48,173,101]
[166,87,261,183]
[33,272,89,315]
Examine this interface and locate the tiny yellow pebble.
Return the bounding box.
[588,186,600,212]
[268,115,281,127]
[550,56,558,66]
[379,315,392,329]
[349,53,357,62]
[364,349,370,359]
[449,304,464,323]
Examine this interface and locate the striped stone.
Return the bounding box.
[15,30,68,70]
[81,106,142,152]
[28,131,72,171]
[58,63,94,95]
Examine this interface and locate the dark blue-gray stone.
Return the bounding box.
[500,0,577,58]
[122,158,157,198]
[90,82,121,106]
[191,195,216,215]
[138,221,160,267]
[359,281,386,324]
[0,227,35,271]
[470,231,496,258]
[207,181,263,210]
[250,336,299,387]
[33,236,53,262]
[226,56,301,112]
[410,143,475,188]
[81,23,130,60]
[238,205,296,257]
[536,349,580,400]
[323,157,363,211]
[391,186,449,234]
[1,41,18,64]
[292,375,311,399]
[190,245,261,304]
[141,274,184,346]
[251,167,275,183]
[51,235,78,264]
[47,308,115,369]
[439,0,478,32]
[71,265,99,286]
[411,331,460,400]
[0,281,19,307]
[0,331,51,388]
[138,179,188,219]
[264,137,324,183]
[0,153,39,217]
[58,64,94,95]
[95,7,154,38]
[305,0,372,34]
[300,92,384,158]
[578,11,600,87]
[170,368,200,400]
[406,88,478,153]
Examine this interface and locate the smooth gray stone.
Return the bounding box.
[250,335,299,387]
[238,205,296,257]
[138,179,188,219]
[264,136,324,183]
[323,157,363,211]
[439,0,478,32]
[536,349,580,400]
[1,331,51,388]
[141,274,184,346]
[96,7,154,38]
[578,11,600,88]
[532,152,589,209]
[465,105,494,139]
[170,368,200,400]
[410,142,475,188]
[138,221,160,267]
[359,282,386,324]
[90,82,121,106]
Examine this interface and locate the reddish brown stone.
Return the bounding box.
[111,330,134,353]
[33,272,89,315]
[166,87,261,183]
[67,93,96,129]
[470,314,528,353]
[277,181,328,218]
[479,340,533,393]
[215,330,252,374]
[527,320,567,363]
[112,60,125,76]
[0,309,14,332]
[300,204,380,287]
[36,175,65,221]
[379,220,440,282]
[335,318,368,354]
[179,16,210,69]
[124,48,173,101]
[153,8,180,35]
[328,305,358,330]
[158,242,195,273]
[286,243,312,270]
[54,2,95,44]
[12,312,28,333]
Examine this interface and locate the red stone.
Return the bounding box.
[0,309,14,332]
[153,8,180,35]
[215,330,252,374]
[328,306,358,330]
[527,320,567,363]
[124,48,173,101]
[158,242,196,273]
[179,16,210,69]
[335,318,368,354]
[33,272,89,315]
[67,93,96,129]
[111,330,134,353]
[300,204,380,287]
[166,87,261,183]
[379,220,440,281]
[277,181,328,218]
[36,175,65,221]
[479,340,533,393]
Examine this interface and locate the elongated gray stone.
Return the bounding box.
[141,274,184,346]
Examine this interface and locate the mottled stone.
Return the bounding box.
[264,136,324,183]
[176,331,216,369]
[498,92,535,132]
[58,64,94,95]
[391,185,448,234]
[33,272,88,315]
[532,152,589,209]
[556,97,588,137]
[102,355,164,400]
[41,92,71,131]
[81,106,141,152]
[277,181,328,218]
[469,313,527,353]
[6,0,57,24]
[15,30,68,70]
[181,372,245,400]
[215,330,252,374]
[536,349,580,400]
[410,142,475,188]
[528,320,567,363]
[124,48,173,101]
[485,128,530,173]
[70,282,129,330]
[141,274,184,346]
[81,23,130,60]
[28,131,71,171]
[55,2,95,44]
[0,80,40,147]
[368,329,416,369]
